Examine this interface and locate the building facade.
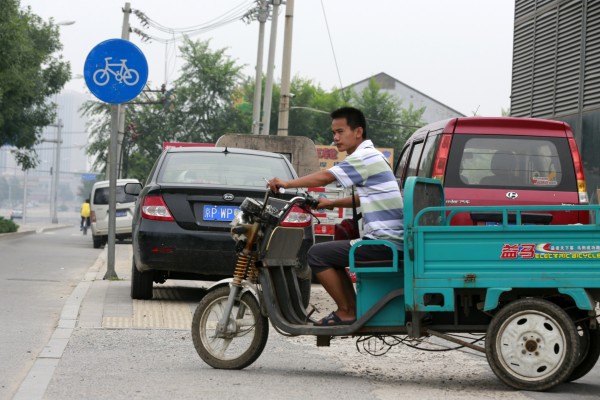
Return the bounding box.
[510,0,600,198]
[347,72,466,124]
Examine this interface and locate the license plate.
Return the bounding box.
[116,210,127,217]
[203,205,239,221]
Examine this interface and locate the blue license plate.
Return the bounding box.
[203,205,239,221]
[116,210,127,217]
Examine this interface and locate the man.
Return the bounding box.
[268,107,404,326]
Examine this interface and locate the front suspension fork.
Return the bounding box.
[216,252,257,336]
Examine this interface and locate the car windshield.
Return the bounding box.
[157,152,295,187]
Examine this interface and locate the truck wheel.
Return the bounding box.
[130,258,153,300]
[566,316,600,382]
[192,286,268,369]
[485,298,580,391]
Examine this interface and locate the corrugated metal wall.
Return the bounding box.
[511,0,600,198]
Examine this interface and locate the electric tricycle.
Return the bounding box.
[191,177,600,392]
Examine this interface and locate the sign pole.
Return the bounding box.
[104,104,120,280]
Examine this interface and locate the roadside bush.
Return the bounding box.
[0,217,19,233]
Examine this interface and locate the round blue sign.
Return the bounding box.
[84,39,148,104]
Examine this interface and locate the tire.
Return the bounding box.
[92,69,110,86]
[485,298,580,391]
[123,69,140,86]
[92,235,103,249]
[130,258,153,300]
[192,286,268,369]
[566,316,600,382]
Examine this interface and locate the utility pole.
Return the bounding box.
[116,2,131,178]
[277,0,294,136]
[50,119,63,224]
[260,0,281,135]
[252,0,268,135]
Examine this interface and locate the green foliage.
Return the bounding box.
[83,39,426,179]
[352,78,425,160]
[0,1,71,167]
[0,217,19,233]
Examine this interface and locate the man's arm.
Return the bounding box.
[268,170,336,192]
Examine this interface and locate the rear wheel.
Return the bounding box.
[130,258,153,299]
[486,298,580,391]
[566,315,600,382]
[192,286,268,369]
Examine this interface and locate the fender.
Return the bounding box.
[206,278,260,302]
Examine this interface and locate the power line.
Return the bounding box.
[320,0,343,89]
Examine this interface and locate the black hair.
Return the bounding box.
[330,106,367,138]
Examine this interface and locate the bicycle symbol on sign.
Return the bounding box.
[92,57,140,86]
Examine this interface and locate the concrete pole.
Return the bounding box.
[260,0,281,135]
[104,104,120,280]
[116,2,131,178]
[277,0,294,136]
[51,119,62,224]
[22,170,28,224]
[252,0,268,135]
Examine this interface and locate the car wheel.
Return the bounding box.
[485,298,580,391]
[92,235,103,249]
[130,258,153,300]
[192,286,268,369]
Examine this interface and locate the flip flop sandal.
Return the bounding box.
[313,311,356,326]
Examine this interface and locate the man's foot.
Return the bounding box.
[314,311,356,326]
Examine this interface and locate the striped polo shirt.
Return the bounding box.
[329,140,404,242]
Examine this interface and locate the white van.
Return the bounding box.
[90,178,140,248]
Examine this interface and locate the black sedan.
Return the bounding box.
[125,146,314,300]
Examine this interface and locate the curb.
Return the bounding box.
[0,224,71,240]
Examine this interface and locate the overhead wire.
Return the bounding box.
[320,0,344,89]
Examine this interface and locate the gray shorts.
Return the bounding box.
[307,239,403,274]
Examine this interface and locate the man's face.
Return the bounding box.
[331,117,363,154]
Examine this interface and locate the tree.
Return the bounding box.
[352,78,425,159]
[84,38,248,183]
[0,0,71,168]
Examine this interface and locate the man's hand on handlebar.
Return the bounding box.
[316,197,335,210]
[267,177,286,194]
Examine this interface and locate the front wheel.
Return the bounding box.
[192,286,268,369]
[486,298,580,391]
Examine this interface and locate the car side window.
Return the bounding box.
[417,133,440,178]
[395,145,411,188]
[406,141,425,180]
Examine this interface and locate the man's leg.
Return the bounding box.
[315,268,356,321]
[308,240,356,322]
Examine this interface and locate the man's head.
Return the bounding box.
[330,107,367,155]
[330,107,367,139]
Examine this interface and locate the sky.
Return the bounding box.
[21,0,516,117]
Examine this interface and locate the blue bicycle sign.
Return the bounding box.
[93,57,140,86]
[84,39,148,104]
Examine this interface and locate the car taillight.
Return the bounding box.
[432,133,453,183]
[141,195,174,221]
[91,210,96,223]
[281,205,312,227]
[568,137,589,204]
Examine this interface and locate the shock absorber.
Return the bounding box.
[232,253,255,286]
[246,257,259,284]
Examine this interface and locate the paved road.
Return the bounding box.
[5,228,600,399]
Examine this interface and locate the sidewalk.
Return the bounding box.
[0,222,71,240]
[12,243,209,400]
